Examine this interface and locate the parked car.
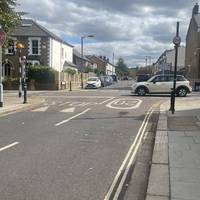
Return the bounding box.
[136,74,151,82]
[100,75,113,87]
[110,74,118,82]
[123,76,128,80]
[85,77,101,89]
[131,74,192,97]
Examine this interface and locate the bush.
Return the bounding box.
[64,68,76,75]
[27,66,56,83]
[84,66,94,73]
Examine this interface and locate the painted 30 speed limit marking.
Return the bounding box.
[106,98,142,110]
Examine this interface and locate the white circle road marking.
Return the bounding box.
[106,99,142,110]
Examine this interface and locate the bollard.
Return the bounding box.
[23,83,27,104]
[69,81,72,91]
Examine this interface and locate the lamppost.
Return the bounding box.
[16,41,24,97]
[81,34,94,88]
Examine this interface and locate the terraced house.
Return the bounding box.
[185,3,200,83]
[2,19,74,79]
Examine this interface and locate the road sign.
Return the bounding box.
[173,36,181,46]
[0,29,6,46]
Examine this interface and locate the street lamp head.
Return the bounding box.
[87,34,95,38]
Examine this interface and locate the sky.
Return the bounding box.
[16,0,198,67]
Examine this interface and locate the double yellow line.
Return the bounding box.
[104,107,154,200]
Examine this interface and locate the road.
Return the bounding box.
[0,82,168,200]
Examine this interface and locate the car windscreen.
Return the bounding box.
[88,78,97,81]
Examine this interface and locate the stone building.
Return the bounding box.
[185,3,200,81]
[2,19,74,79]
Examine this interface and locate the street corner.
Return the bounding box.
[106,98,142,110]
[0,96,45,117]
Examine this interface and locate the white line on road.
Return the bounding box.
[32,106,49,112]
[55,108,91,127]
[0,142,19,152]
[106,98,142,110]
[60,107,75,113]
[99,97,115,104]
[39,95,114,99]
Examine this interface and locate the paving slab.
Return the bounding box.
[170,167,200,183]
[171,181,200,200]
[146,195,169,200]
[152,143,168,164]
[147,164,169,197]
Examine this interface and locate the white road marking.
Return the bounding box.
[99,97,115,104]
[51,101,56,105]
[104,108,153,200]
[40,95,114,99]
[55,108,91,127]
[0,142,19,152]
[60,107,75,113]
[59,102,70,106]
[32,106,49,112]
[106,99,142,110]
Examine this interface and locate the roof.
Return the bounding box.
[73,49,90,61]
[194,15,200,28]
[12,19,73,47]
[63,61,77,68]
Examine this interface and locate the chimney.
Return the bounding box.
[99,56,103,59]
[103,56,106,60]
[106,58,109,63]
[193,3,199,16]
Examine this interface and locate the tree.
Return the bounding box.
[84,66,94,73]
[0,0,22,38]
[115,58,129,78]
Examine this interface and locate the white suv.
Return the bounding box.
[131,74,192,97]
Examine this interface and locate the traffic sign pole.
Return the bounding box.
[0,46,3,107]
[0,28,6,107]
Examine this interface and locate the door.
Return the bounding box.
[148,75,166,93]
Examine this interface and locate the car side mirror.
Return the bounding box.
[153,81,156,84]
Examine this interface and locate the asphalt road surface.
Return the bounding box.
[0,86,168,200]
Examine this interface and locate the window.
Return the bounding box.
[8,40,15,54]
[32,40,39,55]
[152,76,165,82]
[177,76,186,81]
[62,48,64,58]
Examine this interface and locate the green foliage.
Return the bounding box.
[64,68,76,75]
[84,66,94,73]
[28,66,56,83]
[116,58,130,78]
[94,68,105,76]
[0,0,23,42]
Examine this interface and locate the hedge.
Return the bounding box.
[27,66,56,83]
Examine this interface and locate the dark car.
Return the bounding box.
[100,75,113,87]
[110,75,118,82]
[136,74,151,82]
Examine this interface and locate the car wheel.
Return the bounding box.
[177,87,187,97]
[137,87,146,96]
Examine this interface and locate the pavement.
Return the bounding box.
[146,95,200,200]
[0,91,44,116]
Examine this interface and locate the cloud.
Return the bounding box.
[17,0,195,66]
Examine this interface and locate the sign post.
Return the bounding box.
[0,28,6,107]
[169,22,181,114]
